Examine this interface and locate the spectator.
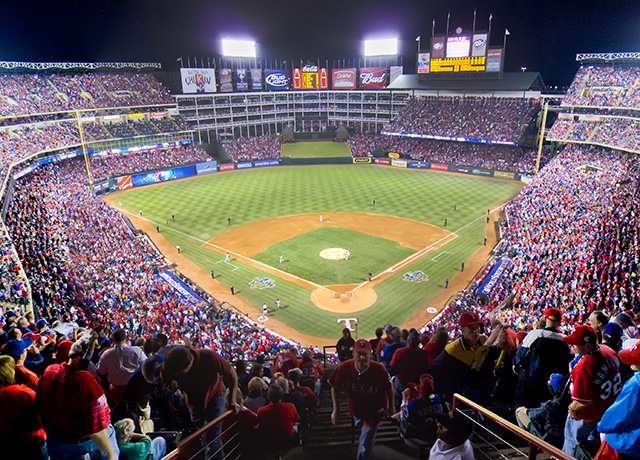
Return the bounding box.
[0,355,47,459]
[595,341,640,460]
[244,376,269,414]
[562,325,621,457]
[1,336,39,391]
[389,331,430,409]
[113,418,166,460]
[36,336,119,460]
[336,328,355,362]
[97,328,148,406]
[512,308,572,407]
[329,339,394,460]
[429,410,475,460]
[163,346,240,460]
[256,383,300,443]
[398,373,443,443]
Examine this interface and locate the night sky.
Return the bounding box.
[1,0,639,87]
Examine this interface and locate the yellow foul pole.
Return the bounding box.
[76,110,94,191]
[535,101,549,174]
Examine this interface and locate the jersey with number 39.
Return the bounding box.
[571,346,621,425]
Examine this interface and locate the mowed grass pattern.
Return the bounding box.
[253,227,416,285]
[281,142,351,158]
[116,165,522,340]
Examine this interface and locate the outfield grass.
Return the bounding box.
[252,227,416,285]
[281,141,351,158]
[116,165,522,339]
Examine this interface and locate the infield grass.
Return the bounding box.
[115,165,522,340]
[281,141,351,158]
[252,227,416,285]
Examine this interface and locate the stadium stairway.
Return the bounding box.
[277,375,419,460]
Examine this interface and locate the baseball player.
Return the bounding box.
[320,214,323,222]
[345,250,350,261]
[279,255,284,264]
[262,303,268,318]
[276,299,281,309]
[225,253,230,262]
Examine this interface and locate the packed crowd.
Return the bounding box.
[348,134,547,174]
[548,116,640,152]
[87,145,210,181]
[384,96,540,143]
[422,144,639,341]
[223,136,281,163]
[0,73,172,117]
[562,64,640,108]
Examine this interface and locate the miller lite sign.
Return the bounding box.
[359,67,387,89]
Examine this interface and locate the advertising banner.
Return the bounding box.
[389,66,403,84]
[359,67,387,89]
[471,34,488,57]
[494,170,516,179]
[220,164,235,171]
[486,48,503,72]
[265,69,289,91]
[353,157,371,164]
[132,166,194,187]
[293,65,329,90]
[157,270,208,309]
[254,159,280,167]
[408,161,429,169]
[219,68,233,92]
[118,175,133,189]
[388,152,399,159]
[332,68,357,89]
[431,36,446,59]
[235,69,249,91]
[196,160,218,175]
[476,257,512,297]
[375,158,390,165]
[417,53,430,74]
[391,159,408,168]
[430,163,448,171]
[236,162,253,169]
[251,69,262,90]
[180,68,216,93]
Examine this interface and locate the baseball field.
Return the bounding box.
[105,155,523,346]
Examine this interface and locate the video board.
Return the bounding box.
[421,32,500,74]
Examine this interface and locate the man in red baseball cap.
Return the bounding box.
[329,338,393,460]
[512,308,571,407]
[562,325,621,457]
[431,310,501,404]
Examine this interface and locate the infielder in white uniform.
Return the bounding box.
[345,250,350,260]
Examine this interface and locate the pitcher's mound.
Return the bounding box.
[310,285,377,313]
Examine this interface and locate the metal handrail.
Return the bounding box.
[161,410,233,460]
[452,393,575,460]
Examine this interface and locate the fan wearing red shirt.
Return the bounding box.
[562,325,621,457]
[329,339,394,460]
[0,355,46,459]
[257,383,300,441]
[273,347,299,377]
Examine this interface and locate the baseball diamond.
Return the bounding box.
[105,163,522,344]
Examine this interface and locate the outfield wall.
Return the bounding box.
[88,156,521,192]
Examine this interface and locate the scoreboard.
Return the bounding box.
[418,29,502,75]
[429,56,486,73]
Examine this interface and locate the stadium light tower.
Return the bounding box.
[221,39,257,58]
[363,37,398,66]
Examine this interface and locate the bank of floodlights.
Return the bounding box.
[221,39,257,58]
[363,38,398,57]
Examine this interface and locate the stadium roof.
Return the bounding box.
[576,52,640,65]
[388,72,545,93]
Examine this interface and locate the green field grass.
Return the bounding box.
[252,227,416,285]
[115,165,522,340]
[281,141,351,158]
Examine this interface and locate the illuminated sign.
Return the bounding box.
[430,56,486,73]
